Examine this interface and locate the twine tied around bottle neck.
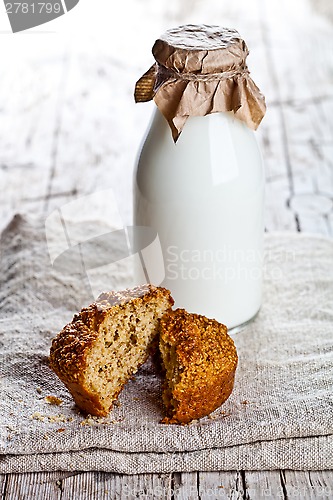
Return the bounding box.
[156,64,250,84]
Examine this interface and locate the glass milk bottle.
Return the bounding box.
[133,25,266,331]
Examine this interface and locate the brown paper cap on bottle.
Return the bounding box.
[135,25,266,142]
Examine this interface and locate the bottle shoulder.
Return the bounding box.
[136,109,264,195]
[138,109,262,162]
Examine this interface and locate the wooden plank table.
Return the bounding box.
[0,0,332,497]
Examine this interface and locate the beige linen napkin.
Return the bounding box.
[0,214,332,473]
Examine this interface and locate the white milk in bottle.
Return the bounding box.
[134,25,266,331]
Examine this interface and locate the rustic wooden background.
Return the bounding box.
[1,0,332,497]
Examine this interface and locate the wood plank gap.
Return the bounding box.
[55,477,64,498]
[1,474,8,500]
[43,50,71,215]
[294,214,302,232]
[323,214,333,237]
[170,473,175,500]
[307,470,314,488]
[279,470,288,500]
[172,472,199,500]
[237,470,249,500]
[19,188,78,204]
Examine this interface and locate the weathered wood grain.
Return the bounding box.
[243,470,285,499]
[2,472,78,500]
[1,0,333,498]
[0,44,69,232]
[258,0,333,236]
[172,472,199,499]
[198,471,245,499]
[283,470,333,499]
[59,472,172,500]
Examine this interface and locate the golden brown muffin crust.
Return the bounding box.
[159,309,238,424]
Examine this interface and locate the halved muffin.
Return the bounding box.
[49,285,173,416]
[159,309,238,424]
